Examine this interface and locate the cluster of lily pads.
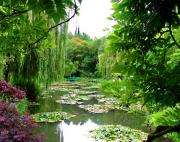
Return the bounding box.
[40,81,145,116]
[55,90,124,113]
[40,81,145,115]
[32,112,75,123]
[91,125,147,142]
[51,82,125,114]
[55,92,92,105]
[50,83,81,91]
[79,104,109,113]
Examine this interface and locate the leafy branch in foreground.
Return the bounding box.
[169,24,180,48]
[144,105,180,142]
[143,125,180,142]
[29,0,78,48]
[0,9,29,21]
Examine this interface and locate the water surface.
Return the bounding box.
[30,83,146,142]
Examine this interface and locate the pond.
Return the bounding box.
[29,82,146,142]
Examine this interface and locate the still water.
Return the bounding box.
[30,85,146,142]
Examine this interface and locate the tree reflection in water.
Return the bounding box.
[58,119,99,142]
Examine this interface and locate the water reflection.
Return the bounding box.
[58,123,64,142]
[41,109,146,142]
[58,119,99,142]
[30,86,146,142]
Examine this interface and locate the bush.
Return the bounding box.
[0,80,25,102]
[13,79,40,101]
[0,80,44,142]
[100,79,138,106]
[0,101,44,142]
[16,98,28,114]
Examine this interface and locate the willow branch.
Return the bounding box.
[29,0,77,48]
[169,24,180,48]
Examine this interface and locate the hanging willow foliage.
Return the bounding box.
[0,1,77,101]
[57,24,68,81]
[98,52,115,79]
[38,22,68,88]
[22,49,40,79]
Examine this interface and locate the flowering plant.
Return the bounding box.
[0,80,44,142]
[0,80,25,102]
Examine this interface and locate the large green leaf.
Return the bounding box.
[54,0,66,23]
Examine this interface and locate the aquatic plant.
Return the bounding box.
[91,125,147,142]
[32,112,75,123]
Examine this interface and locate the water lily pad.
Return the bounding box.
[91,125,147,142]
[79,104,110,113]
[82,85,100,91]
[32,112,75,123]
[56,99,78,105]
[77,90,97,95]
[77,95,91,101]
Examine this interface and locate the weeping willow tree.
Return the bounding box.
[38,22,68,88]
[98,40,117,79]
[55,24,68,81]
[0,0,78,100]
[8,12,47,100]
[9,22,68,100]
[98,52,114,79]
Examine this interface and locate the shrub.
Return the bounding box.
[13,79,40,101]
[0,80,44,142]
[0,101,44,142]
[0,80,25,102]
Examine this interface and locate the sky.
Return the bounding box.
[68,0,115,38]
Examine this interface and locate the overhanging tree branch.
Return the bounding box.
[0,10,29,21]
[28,0,77,48]
[143,124,180,142]
[0,5,29,21]
[169,24,180,48]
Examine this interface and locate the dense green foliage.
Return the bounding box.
[1,0,180,141]
[0,0,77,100]
[100,0,180,107]
[65,33,103,77]
[97,0,180,141]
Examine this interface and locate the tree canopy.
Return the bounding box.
[107,0,180,106]
[99,0,180,141]
[0,0,180,141]
[0,0,79,100]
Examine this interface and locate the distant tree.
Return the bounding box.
[65,33,101,77]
